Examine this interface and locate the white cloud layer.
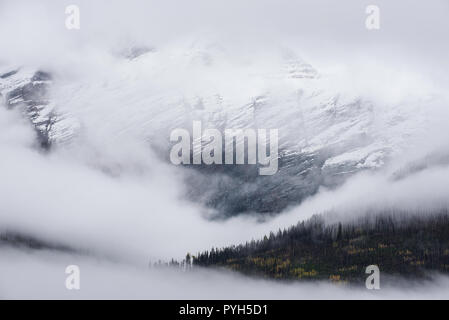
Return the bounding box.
[2,247,449,300]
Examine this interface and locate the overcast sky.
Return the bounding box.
[1,0,448,73]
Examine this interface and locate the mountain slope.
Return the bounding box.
[0,44,440,216]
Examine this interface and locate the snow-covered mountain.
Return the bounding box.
[0,43,440,217]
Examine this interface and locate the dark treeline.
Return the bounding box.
[192,209,449,283]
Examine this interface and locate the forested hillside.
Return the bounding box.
[193,210,449,284]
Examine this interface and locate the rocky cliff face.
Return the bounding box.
[0,67,79,148]
[1,68,54,148]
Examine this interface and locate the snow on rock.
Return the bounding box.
[0,68,79,148]
[0,43,438,216]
